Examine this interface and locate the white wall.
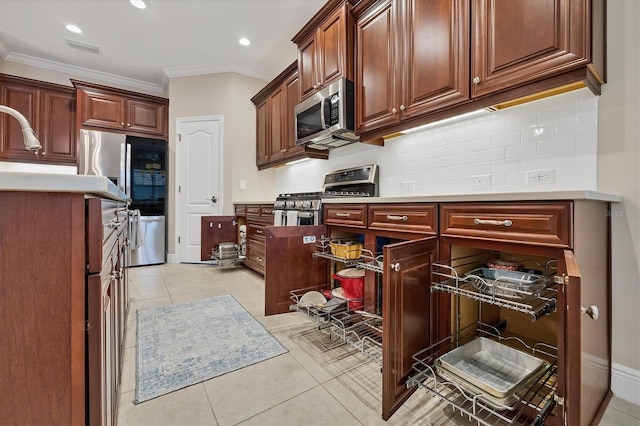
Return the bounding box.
[167,73,276,259]
[275,88,598,195]
[598,0,640,405]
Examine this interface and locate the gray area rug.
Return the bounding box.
[135,294,287,403]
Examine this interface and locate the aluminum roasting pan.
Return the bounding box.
[437,337,549,399]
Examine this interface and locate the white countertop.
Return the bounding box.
[0,171,130,202]
[321,190,622,204]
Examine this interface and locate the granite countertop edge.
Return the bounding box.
[0,171,129,202]
[319,190,622,204]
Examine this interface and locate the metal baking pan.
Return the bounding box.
[435,358,550,411]
[465,268,549,298]
[437,337,549,399]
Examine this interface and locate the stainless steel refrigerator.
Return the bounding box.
[79,129,167,266]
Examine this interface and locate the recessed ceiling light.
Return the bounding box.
[239,38,251,46]
[130,0,147,9]
[66,24,82,34]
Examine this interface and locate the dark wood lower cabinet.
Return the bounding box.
[0,192,128,425]
[382,237,437,420]
[263,199,612,425]
[264,226,329,315]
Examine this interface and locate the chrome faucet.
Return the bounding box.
[0,105,42,150]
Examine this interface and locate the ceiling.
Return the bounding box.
[0,0,326,94]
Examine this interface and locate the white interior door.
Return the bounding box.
[177,116,222,263]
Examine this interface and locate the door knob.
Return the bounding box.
[210,196,218,203]
[581,305,599,320]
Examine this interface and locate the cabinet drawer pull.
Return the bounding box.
[336,212,351,218]
[387,215,408,221]
[473,218,513,227]
[255,229,263,234]
[256,256,264,262]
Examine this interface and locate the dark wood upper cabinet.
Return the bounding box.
[471,0,597,98]
[267,83,286,163]
[72,79,168,140]
[284,73,304,156]
[255,99,269,167]
[352,0,605,142]
[293,0,354,100]
[355,0,470,136]
[0,74,76,165]
[251,62,328,170]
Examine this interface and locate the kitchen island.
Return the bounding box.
[0,172,129,425]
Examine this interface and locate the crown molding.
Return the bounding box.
[162,63,271,82]
[3,52,167,96]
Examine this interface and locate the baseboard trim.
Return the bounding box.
[612,362,640,406]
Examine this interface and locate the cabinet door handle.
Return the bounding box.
[581,305,599,320]
[336,212,351,218]
[473,77,481,84]
[391,262,401,272]
[120,122,125,126]
[392,108,398,114]
[473,218,513,227]
[387,215,408,221]
[400,105,406,111]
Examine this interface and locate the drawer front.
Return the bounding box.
[260,205,274,224]
[324,204,367,228]
[246,205,261,219]
[234,204,246,216]
[440,202,572,247]
[245,240,266,274]
[247,223,267,240]
[368,204,437,234]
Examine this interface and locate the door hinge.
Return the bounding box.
[86,320,91,334]
[178,236,181,244]
[178,185,181,193]
[553,394,565,406]
[177,134,182,142]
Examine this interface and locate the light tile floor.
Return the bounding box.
[117,263,640,426]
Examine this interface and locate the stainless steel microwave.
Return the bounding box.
[294,78,359,150]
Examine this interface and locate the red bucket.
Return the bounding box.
[333,268,364,310]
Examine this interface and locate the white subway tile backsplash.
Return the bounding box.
[478,147,506,162]
[492,131,521,147]
[522,154,555,171]
[491,158,521,173]
[506,142,538,159]
[275,88,599,196]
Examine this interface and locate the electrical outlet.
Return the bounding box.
[470,174,491,190]
[239,179,247,190]
[526,169,555,184]
[401,180,415,191]
[302,236,316,244]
